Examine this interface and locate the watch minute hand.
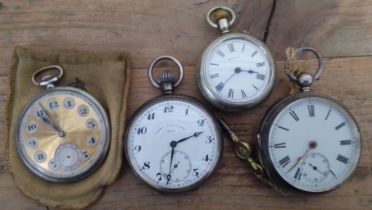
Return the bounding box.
[38,103,64,134]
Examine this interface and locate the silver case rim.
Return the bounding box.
[257,92,362,193]
[16,86,111,183]
[124,95,224,193]
[197,32,276,112]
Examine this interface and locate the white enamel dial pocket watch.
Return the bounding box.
[256,48,362,193]
[125,56,223,193]
[198,6,276,111]
[16,65,110,183]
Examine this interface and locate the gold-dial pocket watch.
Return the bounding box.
[222,48,361,193]
[197,6,276,111]
[16,65,110,183]
[125,56,223,193]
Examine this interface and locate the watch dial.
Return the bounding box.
[267,96,361,192]
[204,36,273,104]
[126,97,222,192]
[17,87,110,182]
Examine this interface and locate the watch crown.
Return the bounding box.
[158,71,175,94]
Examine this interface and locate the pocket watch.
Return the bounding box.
[221,48,361,193]
[16,65,110,183]
[197,6,276,111]
[125,56,223,193]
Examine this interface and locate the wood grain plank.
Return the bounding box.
[266,0,372,59]
[0,0,273,75]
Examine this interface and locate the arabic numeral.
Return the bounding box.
[197,119,205,126]
[133,145,142,152]
[156,172,163,181]
[147,112,155,120]
[203,154,210,162]
[36,109,44,118]
[48,101,59,110]
[164,105,174,113]
[193,168,199,177]
[205,136,214,143]
[136,127,147,135]
[142,161,150,170]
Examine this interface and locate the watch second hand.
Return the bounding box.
[170,161,180,174]
[308,163,327,177]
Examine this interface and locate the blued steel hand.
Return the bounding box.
[38,103,65,137]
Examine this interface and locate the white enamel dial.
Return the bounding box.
[267,96,361,192]
[126,97,222,192]
[199,34,275,110]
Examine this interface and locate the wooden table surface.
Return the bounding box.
[1,0,372,209]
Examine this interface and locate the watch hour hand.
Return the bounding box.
[175,131,204,144]
[240,69,258,74]
[287,140,317,173]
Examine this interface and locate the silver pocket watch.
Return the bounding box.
[197,6,276,111]
[16,65,110,183]
[257,48,362,193]
[125,56,223,193]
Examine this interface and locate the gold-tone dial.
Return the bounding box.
[17,87,110,182]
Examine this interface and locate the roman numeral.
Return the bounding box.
[256,73,265,80]
[335,122,346,130]
[252,85,258,90]
[273,142,286,148]
[228,43,235,52]
[217,50,225,57]
[241,89,247,98]
[289,110,300,121]
[210,63,219,66]
[210,73,219,78]
[278,125,290,131]
[279,156,291,167]
[337,154,349,164]
[256,62,265,67]
[325,108,332,120]
[308,104,315,117]
[251,50,257,57]
[294,168,302,180]
[340,140,352,145]
[215,82,224,92]
[242,44,246,52]
[228,88,234,98]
